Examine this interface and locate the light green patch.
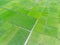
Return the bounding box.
[44,26,57,37]
[27,6,41,18]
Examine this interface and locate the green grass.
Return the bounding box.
[0,0,11,6]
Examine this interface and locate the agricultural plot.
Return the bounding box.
[0,0,60,45]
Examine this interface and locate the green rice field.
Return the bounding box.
[0,0,60,45]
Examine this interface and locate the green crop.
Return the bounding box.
[0,0,60,45]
